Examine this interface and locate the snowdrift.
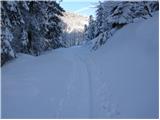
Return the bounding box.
[92,12,159,118]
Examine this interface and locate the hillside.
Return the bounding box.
[60,12,89,47]
[60,12,88,33]
[2,12,158,118]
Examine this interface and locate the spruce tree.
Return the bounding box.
[1,1,65,65]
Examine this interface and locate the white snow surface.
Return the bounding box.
[1,13,158,118]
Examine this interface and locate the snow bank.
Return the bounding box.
[92,12,159,118]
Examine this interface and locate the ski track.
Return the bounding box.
[78,52,119,118]
[56,51,92,118]
[76,54,93,118]
[76,50,119,118]
[55,49,117,118]
[56,54,79,118]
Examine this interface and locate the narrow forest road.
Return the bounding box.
[2,46,116,118]
[2,13,158,118]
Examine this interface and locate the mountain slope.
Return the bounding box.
[1,13,158,118]
[60,12,88,47]
[60,12,88,33]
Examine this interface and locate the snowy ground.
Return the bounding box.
[1,13,158,118]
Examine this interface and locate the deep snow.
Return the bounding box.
[1,13,158,118]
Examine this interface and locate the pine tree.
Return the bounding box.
[1,2,16,65]
[1,1,65,65]
[1,27,15,65]
[95,1,104,37]
[45,1,64,49]
[88,1,159,50]
[85,15,95,41]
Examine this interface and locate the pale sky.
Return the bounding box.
[60,0,101,17]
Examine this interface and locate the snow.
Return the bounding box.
[1,13,158,118]
[92,12,159,118]
[6,1,17,12]
[21,2,29,11]
[60,12,89,47]
[4,28,13,42]
[60,12,88,33]
[2,28,15,57]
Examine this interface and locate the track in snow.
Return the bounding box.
[55,49,92,118]
[2,47,118,118]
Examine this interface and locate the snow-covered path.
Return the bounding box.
[2,45,118,118]
[55,48,92,118]
[1,13,158,118]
